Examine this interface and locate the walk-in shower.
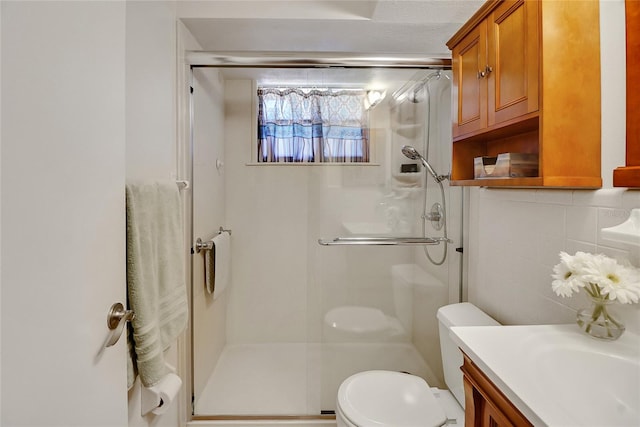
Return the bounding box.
[187,61,459,422]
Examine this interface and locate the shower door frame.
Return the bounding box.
[176,33,455,423]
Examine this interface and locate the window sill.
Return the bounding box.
[245,162,381,167]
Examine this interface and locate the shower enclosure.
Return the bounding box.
[187,63,461,421]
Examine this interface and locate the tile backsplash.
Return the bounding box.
[468,188,640,333]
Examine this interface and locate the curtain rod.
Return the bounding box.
[186,51,451,69]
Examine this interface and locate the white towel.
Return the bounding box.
[205,231,231,299]
[125,181,188,388]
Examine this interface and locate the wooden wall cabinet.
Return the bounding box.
[447,0,602,188]
[613,0,640,187]
[451,0,538,139]
[461,353,533,427]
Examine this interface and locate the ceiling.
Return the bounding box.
[180,0,483,88]
[180,0,483,55]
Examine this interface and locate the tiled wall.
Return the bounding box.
[468,188,640,333]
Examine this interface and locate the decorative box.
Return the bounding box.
[474,153,539,179]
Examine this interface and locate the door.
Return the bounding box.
[1,2,128,425]
[190,67,228,413]
[452,20,487,138]
[487,0,539,127]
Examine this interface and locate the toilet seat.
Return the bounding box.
[337,371,447,427]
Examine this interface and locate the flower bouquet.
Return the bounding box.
[552,251,640,340]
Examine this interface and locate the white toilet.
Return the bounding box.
[335,302,499,427]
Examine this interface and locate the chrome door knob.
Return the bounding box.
[105,302,134,348]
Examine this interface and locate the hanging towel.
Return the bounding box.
[125,181,188,389]
[205,231,231,299]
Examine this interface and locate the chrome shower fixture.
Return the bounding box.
[392,70,450,104]
[401,145,449,183]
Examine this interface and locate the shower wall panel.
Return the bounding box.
[192,68,227,397]
[224,80,310,344]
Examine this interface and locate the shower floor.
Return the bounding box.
[195,342,438,416]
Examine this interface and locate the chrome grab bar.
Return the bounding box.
[195,227,232,254]
[317,236,451,246]
[195,237,214,253]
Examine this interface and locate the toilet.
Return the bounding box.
[335,302,499,427]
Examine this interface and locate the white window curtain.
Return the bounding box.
[257,88,370,163]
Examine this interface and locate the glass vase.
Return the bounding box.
[576,295,625,340]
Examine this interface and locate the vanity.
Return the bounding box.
[450,324,640,426]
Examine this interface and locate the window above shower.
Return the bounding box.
[214,67,432,168]
[257,86,371,163]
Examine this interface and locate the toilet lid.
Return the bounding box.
[324,306,390,333]
[337,371,447,427]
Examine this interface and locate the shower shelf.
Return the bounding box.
[317,236,450,246]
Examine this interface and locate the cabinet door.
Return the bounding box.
[487,0,539,127]
[481,400,517,427]
[452,20,487,138]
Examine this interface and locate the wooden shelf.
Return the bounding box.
[614,166,640,188]
[451,176,601,188]
[452,177,542,187]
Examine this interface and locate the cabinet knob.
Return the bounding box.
[477,70,486,79]
[485,65,493,74]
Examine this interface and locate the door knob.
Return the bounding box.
[105,302,134,348]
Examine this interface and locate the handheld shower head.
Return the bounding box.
[401,145,446,183]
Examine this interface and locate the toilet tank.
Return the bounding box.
[436,303,499,408]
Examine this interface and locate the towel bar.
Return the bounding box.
[318,236,451,246]
[194,228,232,253]
[194,237,213,253]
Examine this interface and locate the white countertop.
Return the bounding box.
[450,324,640,427]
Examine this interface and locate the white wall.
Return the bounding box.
[600,0,627,188]
[469,189,639,328]
[124,2,185,426]
[467,0,640,334]
[126,1,177,182]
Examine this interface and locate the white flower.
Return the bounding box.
[551,251,589,297]
[582,255,640,304]
[551,251,640,304]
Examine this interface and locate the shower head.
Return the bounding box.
[401,145,446,183]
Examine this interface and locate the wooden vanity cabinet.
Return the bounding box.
[447,0,602,188]
[461,353,533,427]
